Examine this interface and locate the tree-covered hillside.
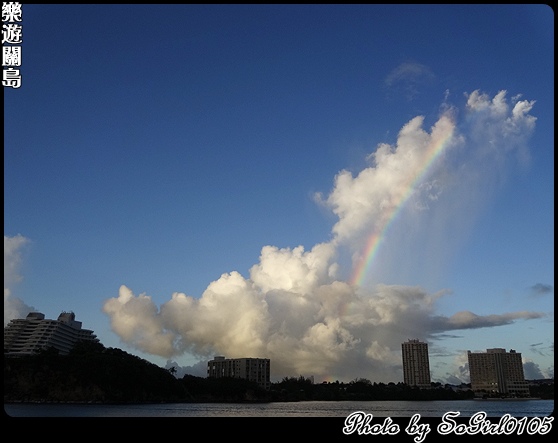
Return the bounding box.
[4,341,190,403]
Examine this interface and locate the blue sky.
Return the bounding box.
[4,4,553,383]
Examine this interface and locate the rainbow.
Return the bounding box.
[349,117,455,287]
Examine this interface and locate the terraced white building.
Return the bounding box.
[4,311,99,356]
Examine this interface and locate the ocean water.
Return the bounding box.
[4,399,553,418]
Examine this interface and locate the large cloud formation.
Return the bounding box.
[102,90,543,382]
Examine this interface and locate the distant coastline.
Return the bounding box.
[473,397,542,401]
[4,344,553,404]
[4,395,549,406]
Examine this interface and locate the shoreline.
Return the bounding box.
[5,397,549,406]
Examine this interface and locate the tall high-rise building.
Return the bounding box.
[4,311,99,356]
[207,356,271,390]
[401,339,431,388]
[467,348,530,397]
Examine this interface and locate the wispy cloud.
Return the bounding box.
[529,341,553,358]
[384,61,435,101]
[430,310,545,332]
[529,283,553,297]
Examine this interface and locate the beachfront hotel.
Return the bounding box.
[401,339,431,388]
[4,311,99,356]
[467,348,530,397]
[207,355,271,390]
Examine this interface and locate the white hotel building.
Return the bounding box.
[4,311,99,356]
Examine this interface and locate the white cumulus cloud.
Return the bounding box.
[102,89,543,382]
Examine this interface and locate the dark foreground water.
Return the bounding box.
[6,400,554,441]
[4,399,553,418]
